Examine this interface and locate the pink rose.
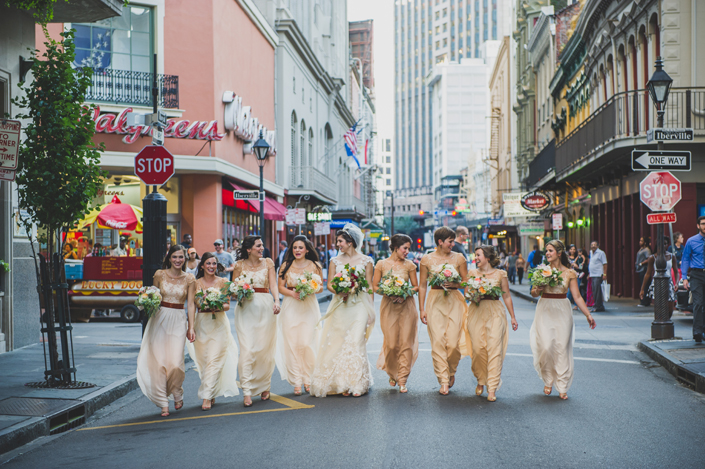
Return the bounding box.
[443,269,452,277]
[335,272,343,278]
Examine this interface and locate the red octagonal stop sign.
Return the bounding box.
[134,145,175,185]
[640,171,681,212]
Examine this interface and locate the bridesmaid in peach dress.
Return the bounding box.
[136,245,196,417]
[373,234,419,393]
[418,226,469,395]
[232,236,281,407]
[275,235,323,395]
[466,245,518,402]
[530,240,596,399]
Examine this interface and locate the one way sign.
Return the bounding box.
[631,150,691,171]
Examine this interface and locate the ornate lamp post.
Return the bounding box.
[252,131,270,244]
[646,56,674,340]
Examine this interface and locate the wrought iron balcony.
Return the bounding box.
[555,87,705,180]
[83,68,179,109]
[290,165,338,203]
[528,139,555,188]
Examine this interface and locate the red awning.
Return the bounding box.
[225,182,286,221]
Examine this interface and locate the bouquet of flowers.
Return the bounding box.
[228,275,255,307]
[528,263,564,288]
[377,271,416,301]
[195,286,232,319]
[293,271,323,301]
[330,264,370,302]
[135,286,162,318]
[464,276,503,305]
[428,264,463,296]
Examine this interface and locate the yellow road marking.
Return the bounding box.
[78,393,314,431]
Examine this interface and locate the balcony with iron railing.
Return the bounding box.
[290,166,338,203]
[528,139,555,188]
[555,88,705,181]
[83,68,180,109]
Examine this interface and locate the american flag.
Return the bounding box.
[343,122,360,168]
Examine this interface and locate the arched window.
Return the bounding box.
[300,120,306,172]
[308,128,314,166]
[325,123,333,176]
[291,111,298,184]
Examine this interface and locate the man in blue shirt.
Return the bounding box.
[527,245,542,268]
[681,216,705,343]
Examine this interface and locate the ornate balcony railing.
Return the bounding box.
[528,139,555,187]
[290,165,338,202]
[83,68,179,109]
[555,87,705,179]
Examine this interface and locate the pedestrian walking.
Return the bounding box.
[212,239,234,279]
[274,240,288,270]
[275,236,323,396]
[640,237,679,319]
[182,233,193,249]
[681,216,705,343]
[136,245,196,417]
[527,245,542,269]
[418,226,469,396]
[588,241,608,312]
[185,247,199,276]
[516,254,526,284]
[636,236,652,307]
[373,234,419,394]
[327,244,337,262]
[310,225,375,397]
[466,245,518,402]
[577,248,589,299]
[187,253,239,411]
[451,226,470,260]
[530,240,596,400]
[232,236,281,407]
[507,251,518,284]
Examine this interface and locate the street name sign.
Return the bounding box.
[639,171,681,212]
[647,212,677,225]
[646,128,694,143]
[134,145,175,185]
[0,119,21,170]
[631,150,691,171]
[234,190,259,200]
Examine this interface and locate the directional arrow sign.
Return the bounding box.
[631,150,691,171]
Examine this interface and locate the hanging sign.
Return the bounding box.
[552,213,563,230]
[295,208,306,225]
[0,119,21,170]
[520,191,551,211]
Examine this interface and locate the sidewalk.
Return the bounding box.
[0,291,332,455]
[638,339,705,393]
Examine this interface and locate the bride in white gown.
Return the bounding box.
[310,224,375,397]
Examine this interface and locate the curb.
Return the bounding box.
[509,287,537,304]
[637,340,705,394]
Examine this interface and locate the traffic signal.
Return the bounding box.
[419,210,425,216]
[451,210,457,216]
[417,238,422,250]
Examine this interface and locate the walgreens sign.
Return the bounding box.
[223,91,277,156]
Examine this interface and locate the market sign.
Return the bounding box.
[520,191,551,211]
[0,119,21,170]
[503,192,539,218]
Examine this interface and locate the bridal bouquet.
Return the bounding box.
[293,271,323,301]
[331,264,369,302]
[377,271,416,301]
[135,286,162,318]
[464,276,503,305]
[196,286,231,319]
[428,264,463,296]
[528,264,564,288]
[229,275,255,306]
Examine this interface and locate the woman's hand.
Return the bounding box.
[187,327,196,342]
[273,303,281,315]
[292,291,301,300]
[586,313,596,329]
[341,293,349,303]
[511,317,518,331]
[639,289,644,300]
[420,309,427,325]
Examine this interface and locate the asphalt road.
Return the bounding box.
[2,296,704,468]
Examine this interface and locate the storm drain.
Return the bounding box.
[0,397,86,435]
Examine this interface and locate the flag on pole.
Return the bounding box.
[344,122,360,168]
[364,139,369,165]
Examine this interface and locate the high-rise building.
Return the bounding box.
[394,0,512,216]
[349,20,375,89]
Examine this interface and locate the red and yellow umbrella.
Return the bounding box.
[77,195,143,232]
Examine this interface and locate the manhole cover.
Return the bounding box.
[0,397,79,417]
[669,348,705,362]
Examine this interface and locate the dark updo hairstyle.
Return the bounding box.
[547,239,570,267]
[475,245,500,268]
[336,229,357,248]
[196,251,224,279]
[280,235,321,279]
[236,235,262,261]
[390,234,412,252]
[162,244,187,271]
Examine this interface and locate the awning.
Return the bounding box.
[223,182,286,221]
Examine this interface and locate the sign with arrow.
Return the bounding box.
[631,150,691,171]
[0,119,21,170]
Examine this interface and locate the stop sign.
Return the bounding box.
[134,145,175,185]
[640,171,681,212]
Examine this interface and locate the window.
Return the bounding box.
[308,128,314,166]
[387,179,392,186]
[386,156,391,163]
[291,111,298,172]
[300,120,306,172]
[74,5,152,72]
[386,167,391,174]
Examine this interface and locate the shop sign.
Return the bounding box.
[519,222,544,236]
[92,106,225,145]
[314,222,331,235]
[307,212,332,222]
[76,280,143,291]
[488,218,504,226]
[0,119,21,170]
[295,209,306,225]
[223,91,277,156]
[520,191,551,212]
[0,168,16,181]
[503,192,538,218]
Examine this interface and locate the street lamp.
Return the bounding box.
[646,57,675,340]
[252,130,270,244]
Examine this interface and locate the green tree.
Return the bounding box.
[384,216,420,236]
[3,0,67,24]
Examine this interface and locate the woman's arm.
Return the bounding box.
[366,260,374,296]
[409,264,419,292]
[327,260,337,295]
[278,263,299,300]
[186,280,196,342]
[569,276,596,329]
[418,263,428,325]
[640,257,655,299]
[268,262,281,314]
[372,261,383,294]
[500,275,518,331]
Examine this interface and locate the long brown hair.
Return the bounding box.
[162,244,187,271]
[280,235,321,279]
[475,245,500,268]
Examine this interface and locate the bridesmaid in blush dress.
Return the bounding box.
[530,240,596,399]
[136,245,196,417]
[275,235,323,395]
[373,234,419,393]
[466,245,518,402]
[232,236,281,407]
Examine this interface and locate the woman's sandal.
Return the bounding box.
[559,393,568,400]
[161,407,170,417]
[389,378,397,387]
[449,376,455,389]
[261,391,270,401]
[211,398,215,406]
[174,400,184,411]
[352,392,362,397]
[304,385,311,393]
[399,385,408,393]
[439,384,449,395]
[475,385,484,396]
[342,392,351,397]
[243,396,253,407]
[202,400,211,411]
[544,386,552,396]
[487,392,497,402]
[294,387,302,396]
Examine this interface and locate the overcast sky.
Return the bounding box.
[348,0,394,147]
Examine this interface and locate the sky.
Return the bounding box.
[348,0,394,146]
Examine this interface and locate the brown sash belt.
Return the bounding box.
[541,293,567,299]
[432,286,458,290]
[161,301,184,309]
[254,288,270,293]
[286,287,295,291]
[479,295,500,301]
